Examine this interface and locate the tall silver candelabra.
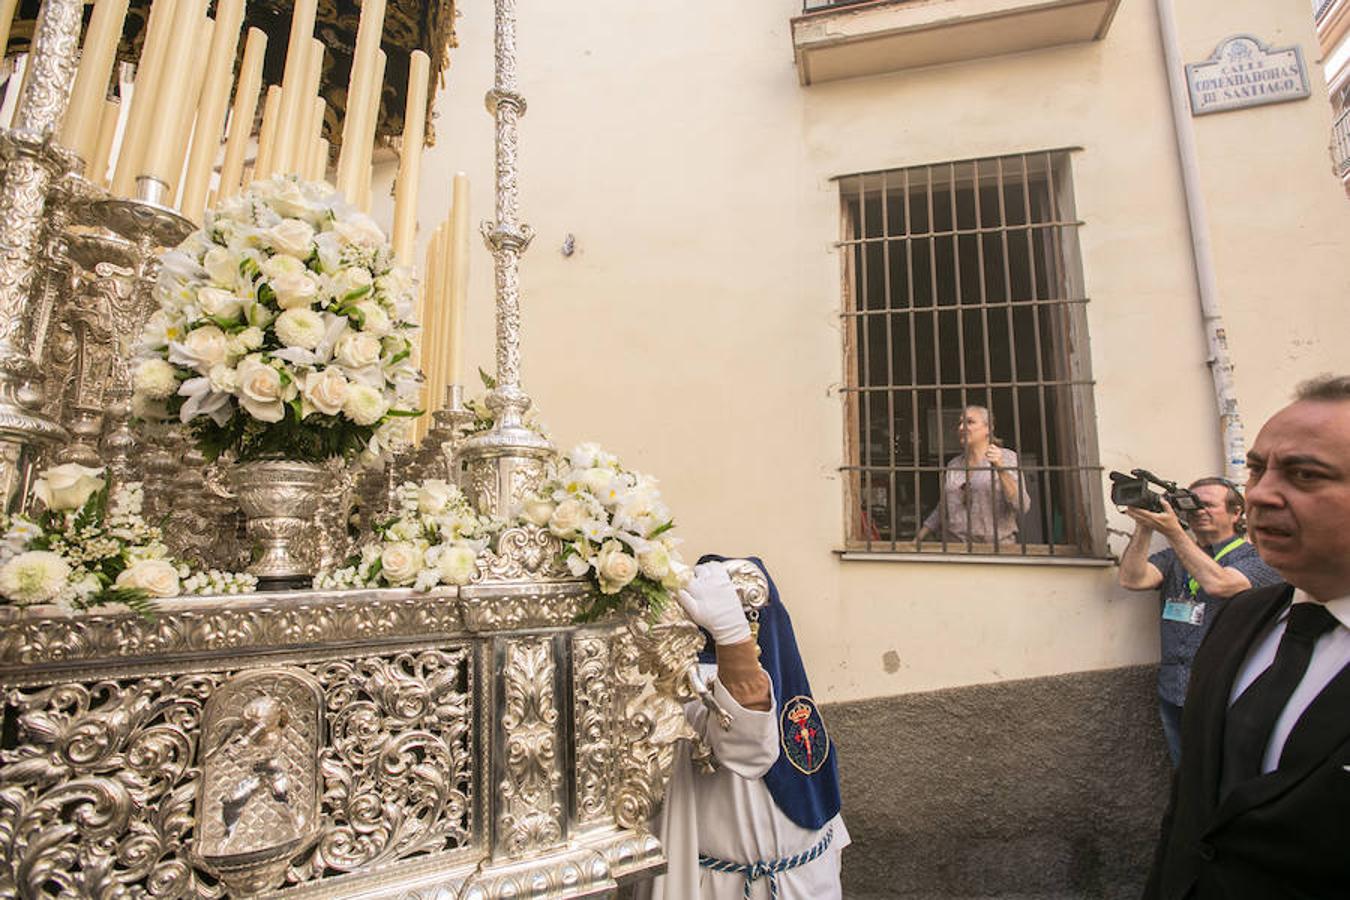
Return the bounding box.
[456,0,556,519]
[0,0,84,512]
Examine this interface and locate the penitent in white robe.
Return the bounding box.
[636,667,850,900]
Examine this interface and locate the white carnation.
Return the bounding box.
[132,359,178,400]
[0,550,70,605]
[275,308,326,349]
[342,383,389,426]
[434,544,478,586]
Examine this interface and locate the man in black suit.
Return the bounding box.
[1145,375,1350,899]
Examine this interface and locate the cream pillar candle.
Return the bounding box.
[253,84,282,180]
[335,0,386,200]
[139,0,207,189]
[87,97,121,186]
[179,0,244,221]
[170,15,214,206]
[446,173,470,389]
[356,49,385,212]
[0,0,19,65]
[110,0,178,196]
[433,215,457,408]
[304,96,325,176]
[310,136,329,181]
[61,0,130,167]
[391,49,429,266]
[272,0,316,177]
[423,222,448,415]
[217,26,266,202]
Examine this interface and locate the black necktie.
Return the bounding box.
[1220,602,1339,797]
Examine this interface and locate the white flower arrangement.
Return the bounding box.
[314,480,500,591]
[133,175,421,463]
[525,443,691,620]
[315,441,688,622]
[0,464,258,613]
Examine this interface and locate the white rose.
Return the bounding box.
[267,218,316,258]
[235,326,264,351]
[301,367,348,417]
[522,497,555,528]
[236,357,285,423]
[0,550,70,605]
[417,480,455,515]
[334,214,386,247]
[33,463,105,511]
[198,286,243,321]
[376,267,414,299]
[115,558,181,598]
[548,498,586,539]
[202,246,238,287]
[207,363,238,394]
[596,542,639,595]
[268,179,315,220]
[183,325,229,371]
[261,254,306,281]
[637,543,671,580]
[275,308,326,349]
[582,467,614,496]
[334,266,373,299]
[343,383,389,426]
[334,331,382,369]
[435,544,478,586]
[270,271,319,310]
[132,358,178,400]
[355,301,391,336]
[380,542,423,586]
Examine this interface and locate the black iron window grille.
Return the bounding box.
[838,150,1106,557]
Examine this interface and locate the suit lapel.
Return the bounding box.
[1211,656,1350,828]
[1194,584,1291,813]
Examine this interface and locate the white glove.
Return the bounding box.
[677,561,751,645]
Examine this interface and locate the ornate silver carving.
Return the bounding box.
[459,581,589,633]
[572,634,614,829]
[0,589,466,670]
[196,669,325,894]
[474,523,568,583]
[496,636,563,858]
[227,459,331,586]
[0,0,84,511]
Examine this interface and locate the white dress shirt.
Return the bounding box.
[1227,589,1350,773]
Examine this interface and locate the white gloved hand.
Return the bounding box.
[677,561,751,645]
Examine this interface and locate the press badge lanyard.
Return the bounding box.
[1164,536,1246,626]
[1185,536,1247,599]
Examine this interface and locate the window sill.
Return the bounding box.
[791,0,1123,86]
[837,549,1115,566]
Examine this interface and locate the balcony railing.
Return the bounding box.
[1316,0,1337,23]
[1333,107,1350,176]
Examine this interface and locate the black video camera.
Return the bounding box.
[1108,469,1203,515]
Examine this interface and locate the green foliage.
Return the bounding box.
[573,574,670,625]
[188,403,377,463]
[478,367,497,390]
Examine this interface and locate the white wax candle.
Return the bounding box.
[217,26,266,202]
[140,0,208,187]
[447,173,470,388]
[253,84,283,180]
[335,0,386,200]
[391,50,429,266]
[272,0,317,176]
[181,0,245,221]
[61,0,131,167]
[110,0,178,196]
[87,97,121,185]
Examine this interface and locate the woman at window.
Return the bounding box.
[915,405,1031,548]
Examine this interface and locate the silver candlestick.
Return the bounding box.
[456,0,557,519]
[0,0,85,511]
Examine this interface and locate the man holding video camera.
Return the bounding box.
[1117,476,1281,766]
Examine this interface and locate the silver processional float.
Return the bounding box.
[0,0,768,896]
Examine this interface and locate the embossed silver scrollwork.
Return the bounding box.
[496,637,563,857]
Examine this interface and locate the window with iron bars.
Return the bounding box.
[839,150,1106,557]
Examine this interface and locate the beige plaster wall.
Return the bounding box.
[369,0,1350,703]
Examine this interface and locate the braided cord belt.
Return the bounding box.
[697,825,834,899]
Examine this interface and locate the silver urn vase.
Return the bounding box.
[227,459,328,589]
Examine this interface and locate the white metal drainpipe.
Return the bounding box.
[1154,0,1248,483]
